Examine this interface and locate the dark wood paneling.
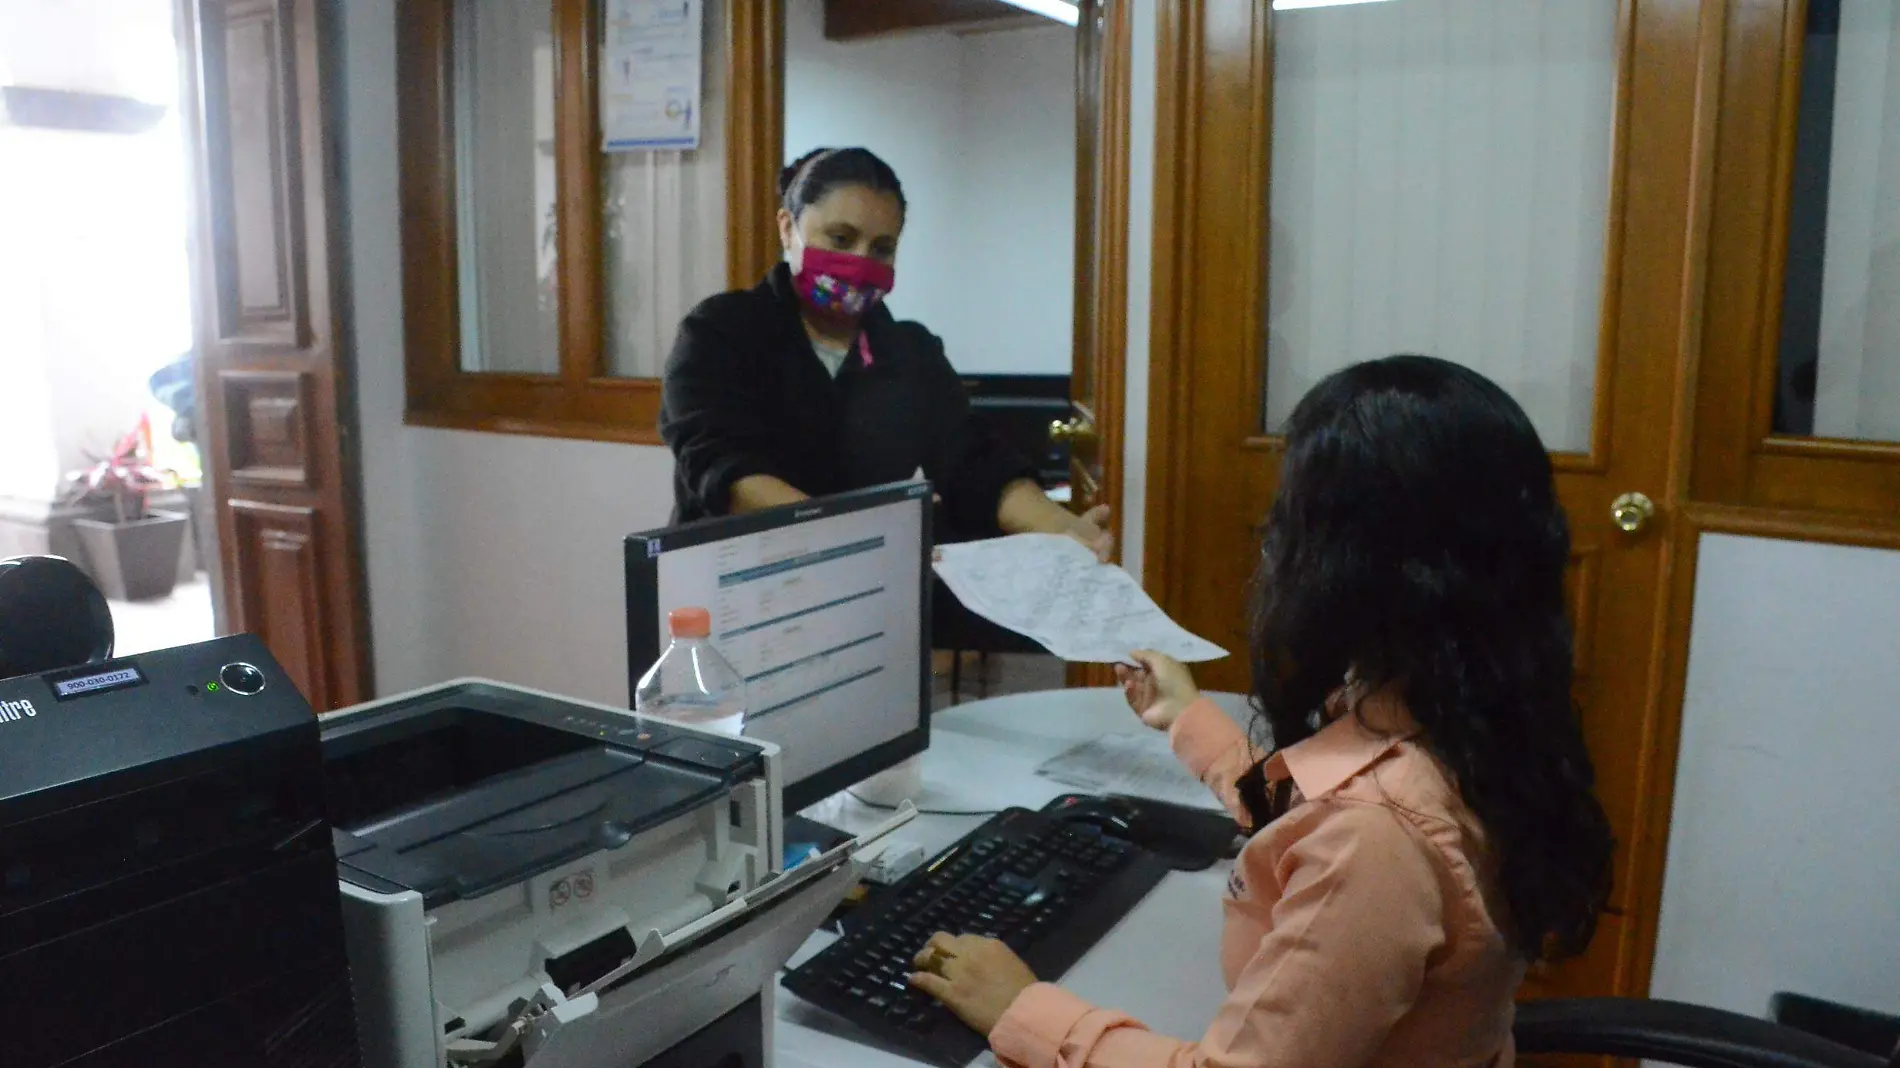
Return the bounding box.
[220,370,314,486]
[554,0,604,385]
[1693,0,1900,530]
[728,0,787,289]
[183,0,371,710]
[823,0,1040,41]
[229,501,327,708]
[1067,0,1131,691]
[200,0,307,346]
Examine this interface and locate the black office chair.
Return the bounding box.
[1772,993,1900,1062]
[931,494,1050,703]
[1516,998,1897,1068]
[932,578,1047,701]
[0,554,115,680]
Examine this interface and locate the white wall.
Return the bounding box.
[949,28,1078,375]
[341,0,677,704]
[784,1,965,351]
[1650,534,1900,1019]
[0,0,176,102]
[783,0,1075,376]
[0,0,192,504]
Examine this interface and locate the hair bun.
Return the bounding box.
[780,148,831,199]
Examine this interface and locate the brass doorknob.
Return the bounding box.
[1611,492,1656,534]
[1049,417,1097,446]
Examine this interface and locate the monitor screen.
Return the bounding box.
[626,483,932,811]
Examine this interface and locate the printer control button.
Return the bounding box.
[219,662,267,696]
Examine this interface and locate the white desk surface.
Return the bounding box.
[773,688,1252,1068]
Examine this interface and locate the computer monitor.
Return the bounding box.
[625,482,932,812]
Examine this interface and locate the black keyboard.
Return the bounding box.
[782,807,1172,1067]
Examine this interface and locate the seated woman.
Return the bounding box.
[909,355,1616,1067]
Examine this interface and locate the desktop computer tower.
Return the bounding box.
[0,635,360,1067]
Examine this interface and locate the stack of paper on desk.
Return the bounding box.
[932,534,1228,664]
[1037,731,1223,811]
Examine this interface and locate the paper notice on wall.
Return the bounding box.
[932,534,1229,664]
[601,0,703,152]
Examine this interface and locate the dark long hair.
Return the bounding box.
[1238,355,1614,961]
[779,147,907,221]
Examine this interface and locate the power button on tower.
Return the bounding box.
[219,663,266,696]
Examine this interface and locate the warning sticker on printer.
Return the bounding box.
[549,868,595,910]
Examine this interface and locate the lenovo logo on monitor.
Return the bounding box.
[0,697,37,723]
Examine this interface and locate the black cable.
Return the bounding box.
[844,789,999,818]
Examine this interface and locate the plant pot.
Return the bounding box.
[72,510,190,602]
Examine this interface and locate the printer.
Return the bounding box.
[321,680,907,1068]
[0,632,362,1068]
[0,555,895,1067]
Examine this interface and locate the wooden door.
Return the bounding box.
[178,0,372,710]
[1146,0,1708,1001]
[1065,0,1128,525]
[1063,0,1132,689]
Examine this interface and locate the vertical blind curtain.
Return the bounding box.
[1263,0,1618,453]
[1814,0,1900,441]
[602,0,730,379]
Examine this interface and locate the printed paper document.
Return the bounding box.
[602,0,703,151]
[933,534,1227,664]
[1036,732,1221,811]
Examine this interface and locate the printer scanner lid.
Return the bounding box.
[320,681,766,908]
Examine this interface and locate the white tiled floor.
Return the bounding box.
[109,575,216,656]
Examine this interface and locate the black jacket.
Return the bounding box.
[660,265,1034,538]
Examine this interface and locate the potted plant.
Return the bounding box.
[59,428,190,601]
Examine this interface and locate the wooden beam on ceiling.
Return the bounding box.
[823,0,1047,41]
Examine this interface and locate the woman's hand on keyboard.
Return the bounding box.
[908,932,1039,1037]
[1117,650,1200,731]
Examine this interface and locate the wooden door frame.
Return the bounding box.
[1067,0,1132,689]
[1141,0,1734,998]
[1143,0,1267,617]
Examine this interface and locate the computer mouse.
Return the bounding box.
[1050,794,1142,835]
[1044,793,1246,872]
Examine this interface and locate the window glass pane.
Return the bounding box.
[1775,0,1900,442]
[601,0,728,379]
[1262,0,1617,453]
[452,0,560,374]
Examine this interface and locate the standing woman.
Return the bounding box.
[660,147,1109,556]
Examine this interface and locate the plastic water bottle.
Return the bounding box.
[634,607,747,736]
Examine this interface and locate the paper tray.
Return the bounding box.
[516,805,916,1068]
